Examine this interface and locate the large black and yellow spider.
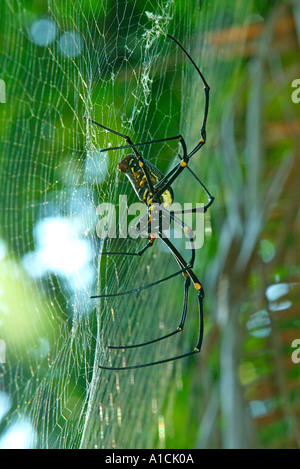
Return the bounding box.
[84,34,214,370]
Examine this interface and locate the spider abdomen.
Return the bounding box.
[118,154,174,206]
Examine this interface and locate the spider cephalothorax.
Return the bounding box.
[118,154,174,207]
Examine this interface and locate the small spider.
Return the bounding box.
[84,34,214,370]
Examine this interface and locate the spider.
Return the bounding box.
[84,34,214,370]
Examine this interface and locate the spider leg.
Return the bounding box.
[153,158,214,213]
[90,264,189,299]
[166,34,210,160]
[101,236,155,257]
[105,205,197,349]
[108,276,191,349]
[99,350,200,370]
[98,135,186,154]
[184,165,214,212]
[149,35,211,200]
[99,285,204,370]
[95,205,196,289]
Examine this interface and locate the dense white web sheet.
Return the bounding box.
[0,0,254,449]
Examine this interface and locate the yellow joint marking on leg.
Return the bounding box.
[194,347,199,352]
[139,161,144,167]
[184,226,189,234]
[178,327,182,331]
[148,199,153,205]
[195,282,201,291]
[182,272,189,278]
[200,138,204,143]
[180,161,187,168]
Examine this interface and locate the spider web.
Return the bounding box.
[0,0,255,449]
